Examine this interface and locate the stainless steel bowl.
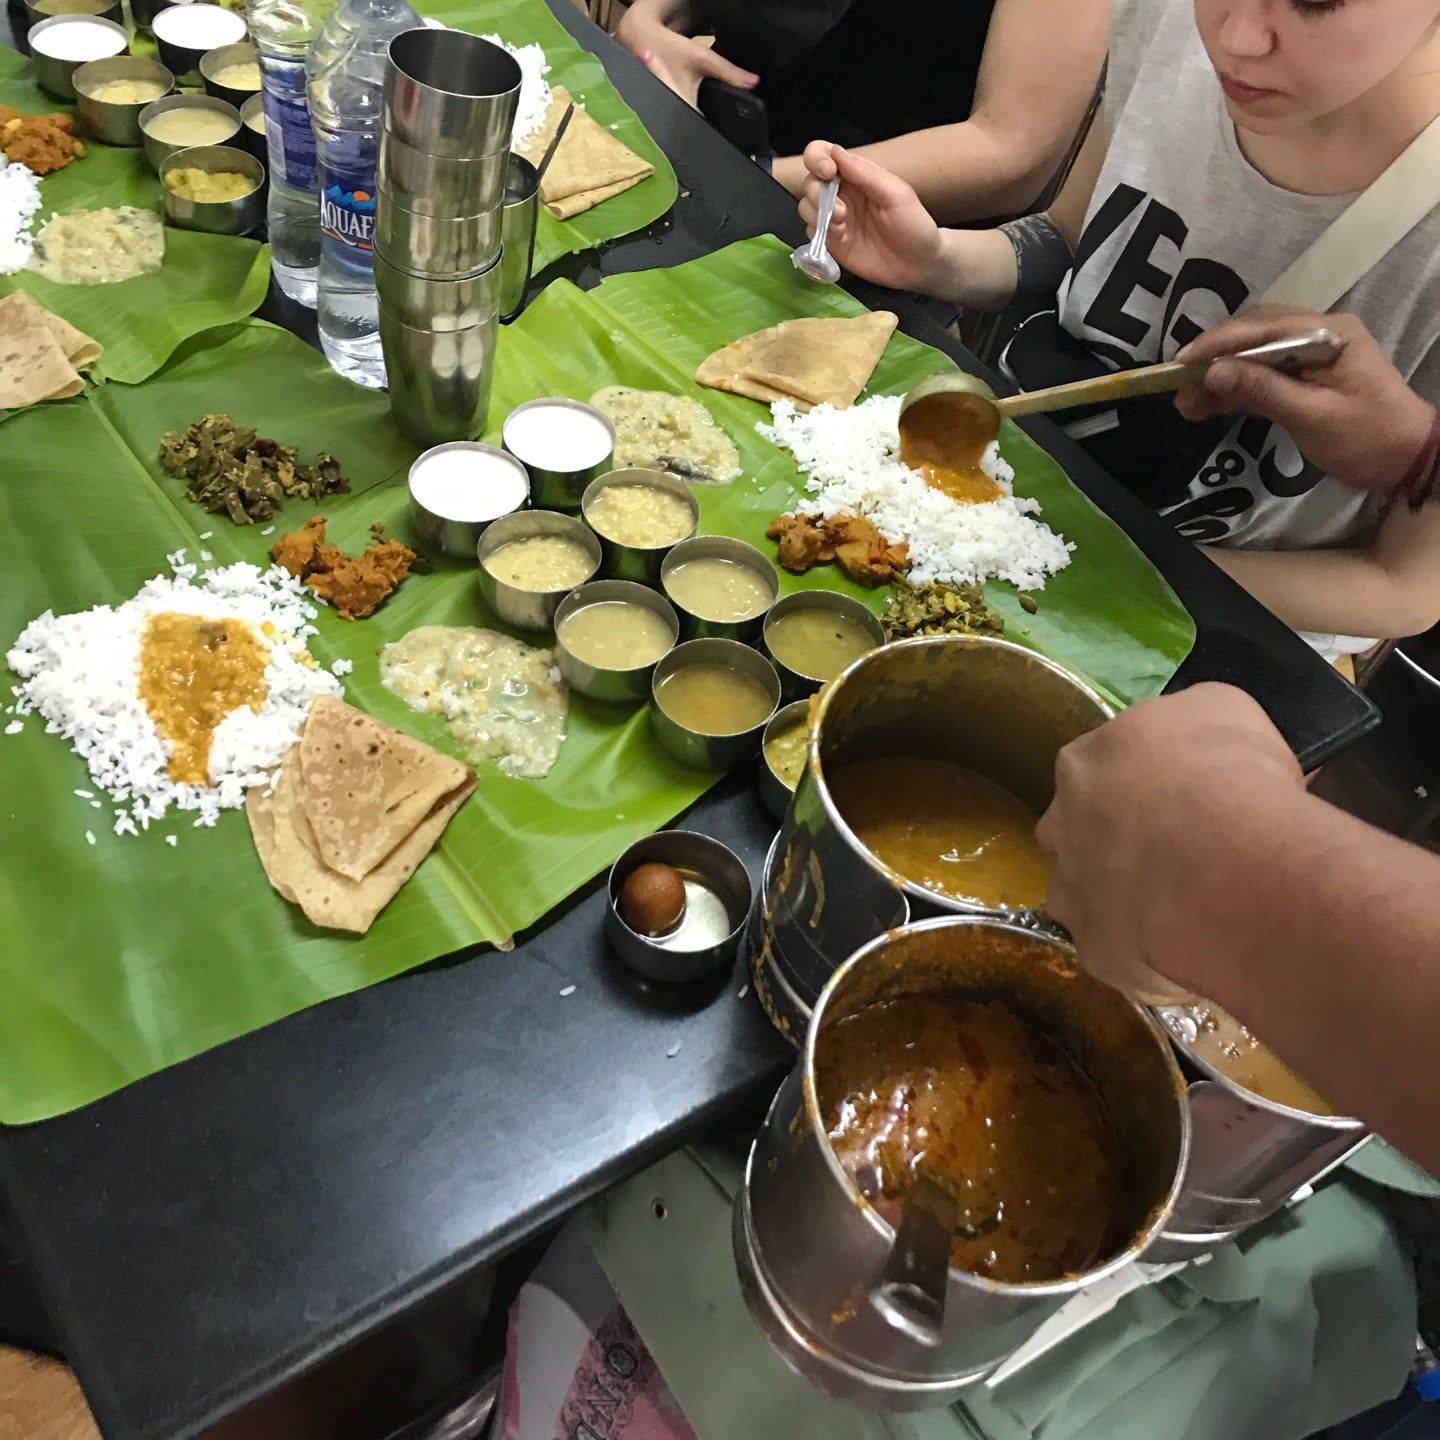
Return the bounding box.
[777,634,1111,943]
[581,469,700,585]
[139,93,242,172]
[198,40,260,109]
[378,126,508,218]
[660,535,779,644]
[73,56,175,146]
[24,0,119,29]
[160,143,265,235]
[384,28,521,160]
[237,92,266,161]
[372,244,502,328]
[650,637,781,770]
[151,3,249,80]
[554,580,679,703]
[758,698,810,822]
[477,510,602,633]
[502,398,616,513]
[761,590,885,700]
[605,831,753,984]
[28,14,127,100]
[407,441,529,559]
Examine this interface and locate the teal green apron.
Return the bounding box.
[587,1137,1437,1440]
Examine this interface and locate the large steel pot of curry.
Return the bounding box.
[1142,1006,1369,1261]
[762,635,1111,1019]
[734,917,1190,1409]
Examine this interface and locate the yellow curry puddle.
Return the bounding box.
[898,391,1005,506]
[138,612,269,785]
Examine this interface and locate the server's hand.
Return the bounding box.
[1036,684,1304,1004]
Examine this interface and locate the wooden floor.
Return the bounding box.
[0,1348,99,1440]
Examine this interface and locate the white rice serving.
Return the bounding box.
[761,395,1073,590]
[0,160,42,276]
[479,32,552,148]
[5,557,342,834]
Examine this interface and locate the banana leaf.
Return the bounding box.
[0,48,271,393]
[0,237,1191,1124]
[490,237,1196,709]
[415,0,678,274]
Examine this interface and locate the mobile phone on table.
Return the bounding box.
[698,78,771,161]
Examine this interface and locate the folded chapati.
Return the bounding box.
[0,292,100,410]
[0,293,100,369]
[299,693,473,880]
[517,87,653,220]
[246,698,475,934]
[695,312,899,411]
[0,325,83,408]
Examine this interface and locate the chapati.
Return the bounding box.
[517,87,653,219]
[299,693,473,880]
[696,312,898,411]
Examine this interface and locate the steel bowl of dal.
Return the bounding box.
[159,143,265,235]
[73,56,176,146]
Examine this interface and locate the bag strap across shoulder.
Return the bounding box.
[1260,112,1440,313]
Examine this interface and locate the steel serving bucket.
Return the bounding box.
[745,831,909,1045]
[763,636,1111,1016]
[1145,1008,1369,1261]
[735,916,1191,1408]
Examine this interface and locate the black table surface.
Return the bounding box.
[0,6,1378,1440]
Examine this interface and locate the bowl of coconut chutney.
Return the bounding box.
[408,442,530,559]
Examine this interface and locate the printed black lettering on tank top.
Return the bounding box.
[1070,183,1325,538]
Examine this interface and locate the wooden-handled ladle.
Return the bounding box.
[898,328,1344,482]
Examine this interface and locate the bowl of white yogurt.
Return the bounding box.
[408,441,530,559]
[501,398,616,513]
[150,2,247,81]
[28,14,127,100]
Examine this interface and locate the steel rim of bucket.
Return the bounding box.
[802,634,1113,925]
[1154,1007,1364,1131]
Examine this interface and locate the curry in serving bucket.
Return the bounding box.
[807,920,1188,1289]
[803,637,1112,916]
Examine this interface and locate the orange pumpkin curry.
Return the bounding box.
[816,994,1124,1283]
[828,756,1050,910]
[897,390,1005,505]
[138,612,269,784]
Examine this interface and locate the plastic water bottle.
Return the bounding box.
[307,0,420,386]
[1414,1336,1440,1401]
[251,0,339,306]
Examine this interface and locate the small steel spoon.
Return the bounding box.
[898,327,1344,475]
[792,176,842,284]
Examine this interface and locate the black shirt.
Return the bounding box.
[701,0,997,154]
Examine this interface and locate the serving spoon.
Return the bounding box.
[857,1163,1001,1347]
[898,328,1343,481]
[792,176,842,284]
